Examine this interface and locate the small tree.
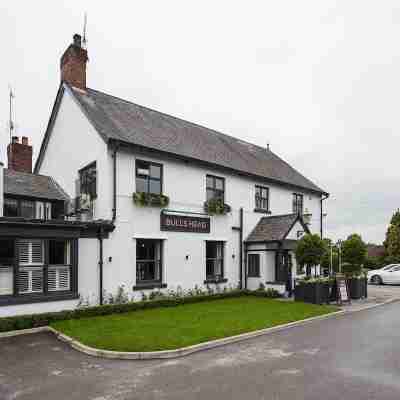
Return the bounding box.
[341,234,366,276]
[295,234,326,277]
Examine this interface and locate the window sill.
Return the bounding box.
[248,275,261,278]
[254,208,271,214]
[0,292,79,307]
[204,278,228,284]
[133,282,167,291]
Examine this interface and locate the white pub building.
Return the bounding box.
[0,34,328,317]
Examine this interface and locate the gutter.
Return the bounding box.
[320,194,329,238]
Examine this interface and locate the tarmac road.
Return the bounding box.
[1,300,400,400]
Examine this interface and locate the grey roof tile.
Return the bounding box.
[70,86,327,194]
[4,169,69,201]
[246,214,300,242]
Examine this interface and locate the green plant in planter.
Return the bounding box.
[204,199,231,215]
[133,192,170,207]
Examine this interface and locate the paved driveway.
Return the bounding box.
[1,298,400,400]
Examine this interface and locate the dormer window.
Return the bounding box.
[136,160,162,195]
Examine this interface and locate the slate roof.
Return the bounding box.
[69,86,327,195]
[3,169,69,201]
[245,214,306,243]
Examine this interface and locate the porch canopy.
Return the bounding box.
[244,213,310,248]
[244,214,310,287]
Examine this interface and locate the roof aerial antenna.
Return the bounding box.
[82,12,88,49]
[8,85,15,144]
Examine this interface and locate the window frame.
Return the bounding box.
[135,159,163,195]
[206,175,225,202]
[79,161,97,200]
[3,196,54,220]
[0,237,78,305]
[255,185,269,212]
[205,241,225,282]
[135,239,163,286]
[248,253,261,278]
[293,193,304,215]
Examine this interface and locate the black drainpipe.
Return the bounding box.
[98,227,104,305]
[232,207,244,289]
[320,194,329,238]
[112,145,118,222]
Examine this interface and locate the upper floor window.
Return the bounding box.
[293,193,304,215]
[136,160,162,195]
[3,198,51,220]
[206,175,225,202]
[79,162,97,200]
[255,186,269,211]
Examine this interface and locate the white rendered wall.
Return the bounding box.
[34,89,325,305]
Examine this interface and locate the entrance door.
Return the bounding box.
[275,251,293,295]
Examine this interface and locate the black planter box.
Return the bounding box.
[348,278,368,300]
[295,282,331,305]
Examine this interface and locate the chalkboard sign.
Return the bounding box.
[336,276,350,304]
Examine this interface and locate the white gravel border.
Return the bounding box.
[1,298,398,360]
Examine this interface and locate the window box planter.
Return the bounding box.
[132,192,170,207]
[204,199,231,215]
[294,280,331,305]
[348,277,368,300]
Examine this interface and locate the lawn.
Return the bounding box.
[52,297,337,352]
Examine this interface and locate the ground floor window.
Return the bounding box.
[248,254,260,277]
[136,239,162,284]
[0,239,14,295]
[0,238,76,302]
[206,241,224,281]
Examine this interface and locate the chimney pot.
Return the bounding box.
[7,135,33,173]
[73,34,82,48]
[60,33,88,90]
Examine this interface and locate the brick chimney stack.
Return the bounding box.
[7,136,33,173]
[60,34,88,90]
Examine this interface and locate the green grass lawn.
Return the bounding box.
[52,297,337,352]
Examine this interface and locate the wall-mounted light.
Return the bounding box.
[185,255,189,260]
[232,254,235,259]
[108,256,112,263]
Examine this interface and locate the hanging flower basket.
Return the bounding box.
[132,192,170,207]
[204,199,231,215]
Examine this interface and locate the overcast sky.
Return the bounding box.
[1,1,399,244]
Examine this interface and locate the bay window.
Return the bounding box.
[0,238,76,304]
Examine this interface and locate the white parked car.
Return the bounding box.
[368,264,400,285]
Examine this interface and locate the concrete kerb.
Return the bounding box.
[1,297,399,360]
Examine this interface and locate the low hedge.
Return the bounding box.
[0,289,281,333]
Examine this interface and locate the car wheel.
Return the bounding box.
[371,275,383,285]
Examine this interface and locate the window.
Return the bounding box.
[248,254,260,277]
[0,240,14,296]
[206,241,224,280]
[4,198,18,217]
[255,186,269,211]
[48,240,71,292]
[206,175,225,202]
[20,200,35,219]
[293,193,304,215]
[17,239,44,294]
[136,160,162,195]
[4,198,52,220]
[79,162,97,199]
[136,239,162,283]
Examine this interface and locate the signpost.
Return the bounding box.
[160,212,210,233]
[335,274,350,305]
